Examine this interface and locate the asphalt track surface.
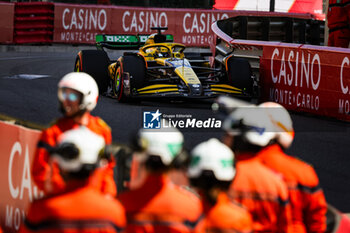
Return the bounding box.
[1,50,350,212]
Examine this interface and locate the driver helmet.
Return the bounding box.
[157,47,169,57]
[58,72,99,112]
[259,102,294,149]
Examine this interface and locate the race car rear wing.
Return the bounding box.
[96,34,174,50]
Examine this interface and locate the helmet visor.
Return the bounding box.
[58,88,82,103]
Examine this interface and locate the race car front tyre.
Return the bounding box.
[74,50,110,94]
[113,64,128,102]
[226,56,254,96]
[122,55,146,90]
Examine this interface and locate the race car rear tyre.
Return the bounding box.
[74,50,110,94]
[226,56,254,95]
[122,55,145,89]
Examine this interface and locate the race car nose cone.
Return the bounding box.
[189,84,202,96]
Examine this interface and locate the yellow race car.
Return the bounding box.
[74,27,258,102]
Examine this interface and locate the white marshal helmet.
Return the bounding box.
[137,126,184,166]
[188,138,235,181]
[259,102,294,149]
[58,72,99,111]
[52,127,105,172]
[223,106,276,147]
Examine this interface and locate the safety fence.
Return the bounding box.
[0,2,324,47]
[213,19,350,122]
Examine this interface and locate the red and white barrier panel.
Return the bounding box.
[211,17,350,122]
[0,3,14,44]
[53,3,315,47]
[0,2,317,46]
[259,42,350,121]
[214,0,325,20]
[0,121,41,233]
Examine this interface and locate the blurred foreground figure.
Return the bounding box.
[20,127,126,233]
[32,72,116,196]
[259,102,327,233]
[188,138,253,233]
[222,106,292,232]
[119,126,202,233]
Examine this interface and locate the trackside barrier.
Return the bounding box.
[53,3,319,47]
[327,205,350,233]
[213,0,325,21]
[14,2,54,44]
[217,15,324,46]
[261,43,350,122]
[0,121,41,233]
[0,3,14,44]
[0,2,322,46]
[213,19,350,122]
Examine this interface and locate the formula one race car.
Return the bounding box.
[74,27,258,102]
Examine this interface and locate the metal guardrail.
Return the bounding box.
[0,113,45,130]
[214,40,262,80]
[214,15,325,81]
[217,15,325,46]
